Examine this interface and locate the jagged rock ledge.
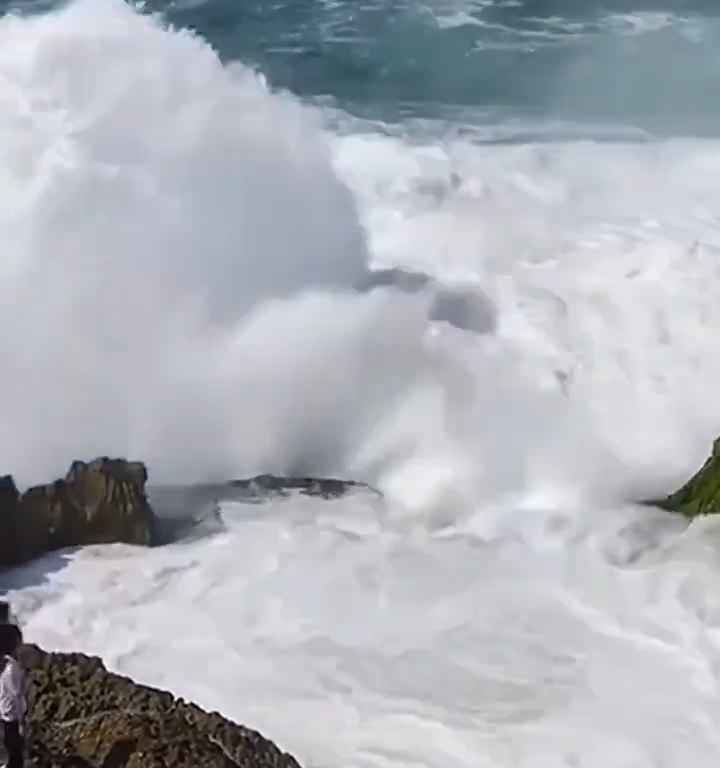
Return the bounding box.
[20,644,302,768]
[0,458,156,570]
[0,458,379,570]
[151,475,380,541]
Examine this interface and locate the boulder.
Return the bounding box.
[650,437,720,518]
[21,645,302,768]
[0,458,155,569]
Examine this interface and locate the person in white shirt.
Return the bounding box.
[0,625,25,768]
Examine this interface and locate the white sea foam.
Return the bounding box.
[0,0,381,486]
[7,495,720,768]
[333,130,720,503]
[605,12,682,36]
[4,1,720,766]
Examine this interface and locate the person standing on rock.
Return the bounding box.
[0,624,26,768]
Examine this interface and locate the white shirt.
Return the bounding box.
[0,656,26,722]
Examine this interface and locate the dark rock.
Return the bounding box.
[0,458,156,569]
[355,267,431,293]
[20,645,302,768]
[0,475,20,567]
[428,286,497,334]
[647,437,720,518]
[149,477,379,542]
[228,474,380,500]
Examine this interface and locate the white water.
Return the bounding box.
[4,0,720,766]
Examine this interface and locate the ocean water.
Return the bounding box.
[3,0,720,765]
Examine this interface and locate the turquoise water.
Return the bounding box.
[58,0,720,131]
[3,0,720,131]
[162,0,720,131]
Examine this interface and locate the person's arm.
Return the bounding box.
[5,660,26,722]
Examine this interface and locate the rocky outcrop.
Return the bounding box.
[650,438,720,518]
[0,458,155,569]
[20,645,302,768]
[149,476,379,543]
[229,474,380,500]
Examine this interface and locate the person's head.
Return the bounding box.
[0,624,22,657]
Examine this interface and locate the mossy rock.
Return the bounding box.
[650,438,720,518]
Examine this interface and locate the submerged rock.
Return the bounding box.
[228,474,380,500]
[148,476,379,542]
[650,438,720,518]
[357,266,497,334]
[0,458,156,569]
[21,645,302,768]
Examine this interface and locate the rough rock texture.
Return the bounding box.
[651,438,720,518]
[20,645,302,768]
[0,458,155,569]
[229,474,380,500]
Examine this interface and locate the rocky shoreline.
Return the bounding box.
[0,458,379,766]
[3,444,720,767]
[20,644,302,768]
[0,458,155,570]
[0,457,378,570]
[0,455,285,768]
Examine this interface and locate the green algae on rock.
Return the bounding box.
[650,438,720,518]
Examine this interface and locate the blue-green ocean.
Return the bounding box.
[4,0,720,133]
